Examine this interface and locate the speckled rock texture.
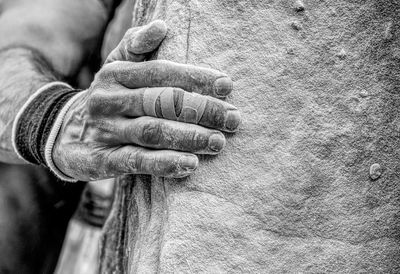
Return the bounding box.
[100,0,400,273]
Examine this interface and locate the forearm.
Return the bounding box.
[0,48,58,163]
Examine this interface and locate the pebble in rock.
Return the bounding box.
[369,163,382,180]
[294,0,305,12]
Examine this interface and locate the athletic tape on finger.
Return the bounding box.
[143,87,165,117]
[159,87,178,120]
[143,87,207,124]
[179,92,206,124]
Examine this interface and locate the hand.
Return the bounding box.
[52,21,241,181]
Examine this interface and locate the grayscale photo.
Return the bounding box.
[0,0,399,273]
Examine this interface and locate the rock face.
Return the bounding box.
[101,0,400,272]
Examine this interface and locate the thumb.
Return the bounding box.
[105,20,168,64]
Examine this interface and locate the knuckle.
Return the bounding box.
[89,151,108,178]
[116,41,129,59]
[133,151,145,172]
[87,91,105,115]
[124,28,137,43]
[203,99,226,128]
[105,49,119,63]
[139,119,163,146]
[98,64,113,78]
[106,61,137,85]
[103,149,136,175]
[119,149,143,174]
[147,153,177,177]
[93,120,118,143]
[144,60,171,70]
[125,27,136,37]
[120,150,137,171]
[140,60,174,85]
[159,161,179,177]
[99,62,122,79]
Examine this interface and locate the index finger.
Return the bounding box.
[105,20,167,64]
[102,60,233,98]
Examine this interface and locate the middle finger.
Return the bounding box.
[88,87,241,132]
[95,116,227,154]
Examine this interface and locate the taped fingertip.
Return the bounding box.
[214,77,233,97]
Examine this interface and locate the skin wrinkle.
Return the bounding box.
[0,48,55,163]
[141,120,164,146]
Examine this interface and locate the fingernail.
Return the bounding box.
[214,77,233,97]
[208,133,226,152]
[225,110,241,132]
[179,155,199,171]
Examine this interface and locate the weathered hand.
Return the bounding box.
[52,22,241,181]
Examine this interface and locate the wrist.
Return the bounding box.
[12,82,82,182]
[0,47,60,163]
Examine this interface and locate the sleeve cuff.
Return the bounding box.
[12,81,81,182]
[44,91,84,182]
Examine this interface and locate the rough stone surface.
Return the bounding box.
[101,0,400,273]
[369,163,383,181]
[294,0,305,12]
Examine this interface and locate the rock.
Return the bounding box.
[369,163,383,180]
[384,21,394,41]
[101,0,400,273]
[294,0,305,12]
[337,48,347,59]
[291,21,302,31]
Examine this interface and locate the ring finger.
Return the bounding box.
[95,116,226,154]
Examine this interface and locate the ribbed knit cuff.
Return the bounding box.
[45,91,84,182]
[12,82,81,182]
